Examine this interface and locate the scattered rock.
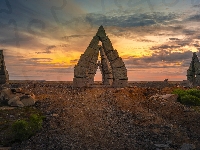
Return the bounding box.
[52,113,59,117]
[0,87,36,107]
[8,96,20,105]
[0,88,15,100]
[164,79,168,82]
[0,147,12,150]
[154,143,169,148]
[10,100,24,107]
[180,143,195,150]
[161,94,178,102]
[21,96,36,106]
[11,88,22,93]
[2,81,200,149]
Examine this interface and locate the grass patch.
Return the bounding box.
[12,114,44,142]
[0,106,44,146]
[173,89,200,106]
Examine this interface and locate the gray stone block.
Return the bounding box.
[0,50,9,84]
[112,79,128,88]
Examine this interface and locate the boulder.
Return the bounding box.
[180,143,195,150]
[0,87,36,107]
[8,96,20,105]
[0,88,15,101]
[8,96,24,107]
[10,100,24,107]
[21,95,36,106]
[161,94,178,102]
[11,88,22,93]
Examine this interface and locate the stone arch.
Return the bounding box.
[73,26,128,87]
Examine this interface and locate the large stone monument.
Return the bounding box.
[187,52,200,85]
[0,50,9,84]
[73,26,128,87]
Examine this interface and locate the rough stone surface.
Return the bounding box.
[73,26,128,87]
[99,46,113,85]
[187,52,200,86]
[0,88,15,100]
[0,88,36,107]
[21,96,35,106]
[10,99,24,107]
[8,96,20,105]
[7,81,200,149]
[180,143,195,150]
[0,50,9,84]
[161,94,178,102]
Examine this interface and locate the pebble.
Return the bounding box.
[4,81,199,149]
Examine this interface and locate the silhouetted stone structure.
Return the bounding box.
[73,26,128,87]
[187,52,200,85]
[0,50,9,84]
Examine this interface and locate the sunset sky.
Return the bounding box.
[1,0,200,81]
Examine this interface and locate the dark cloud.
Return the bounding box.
[70,59,78,63]
[1,0,199,81]
[135,38,154,42]
[60,44,69,47]
[85,12,178,27]
[150,45,181,50]
[193,43,200,47]
[168,25,183,31]
[195,35,200,39]
[124,50,193,69]
[169,38,180,40]
[0,0,12,14]
[36,45,56,54]
[182,29,196,35]
[19,58,53,65]
[193,4,200,7]
[0,21,48,49]
[187,14,200,21]
[36,67,73,73]
[62,35,87,40]
[46,45,56,51]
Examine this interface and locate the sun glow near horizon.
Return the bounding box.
[2,0,200,81]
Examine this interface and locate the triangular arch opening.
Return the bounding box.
[73,25,128,87]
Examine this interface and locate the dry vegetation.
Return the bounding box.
[0,81,200,149]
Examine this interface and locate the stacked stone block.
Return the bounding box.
[96,26,128,87]
[0,50,9,84]
[187,52,200,85]
[99,46,113,85]
[73,25,128,87]
[73,36,99,87]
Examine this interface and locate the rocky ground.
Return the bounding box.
[1,81,200,150]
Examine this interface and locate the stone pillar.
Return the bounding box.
[96,26,128,87]
[0,50,9,84]
[73,36,99,87]
[187,52,199,85]
[99,46,113,85]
